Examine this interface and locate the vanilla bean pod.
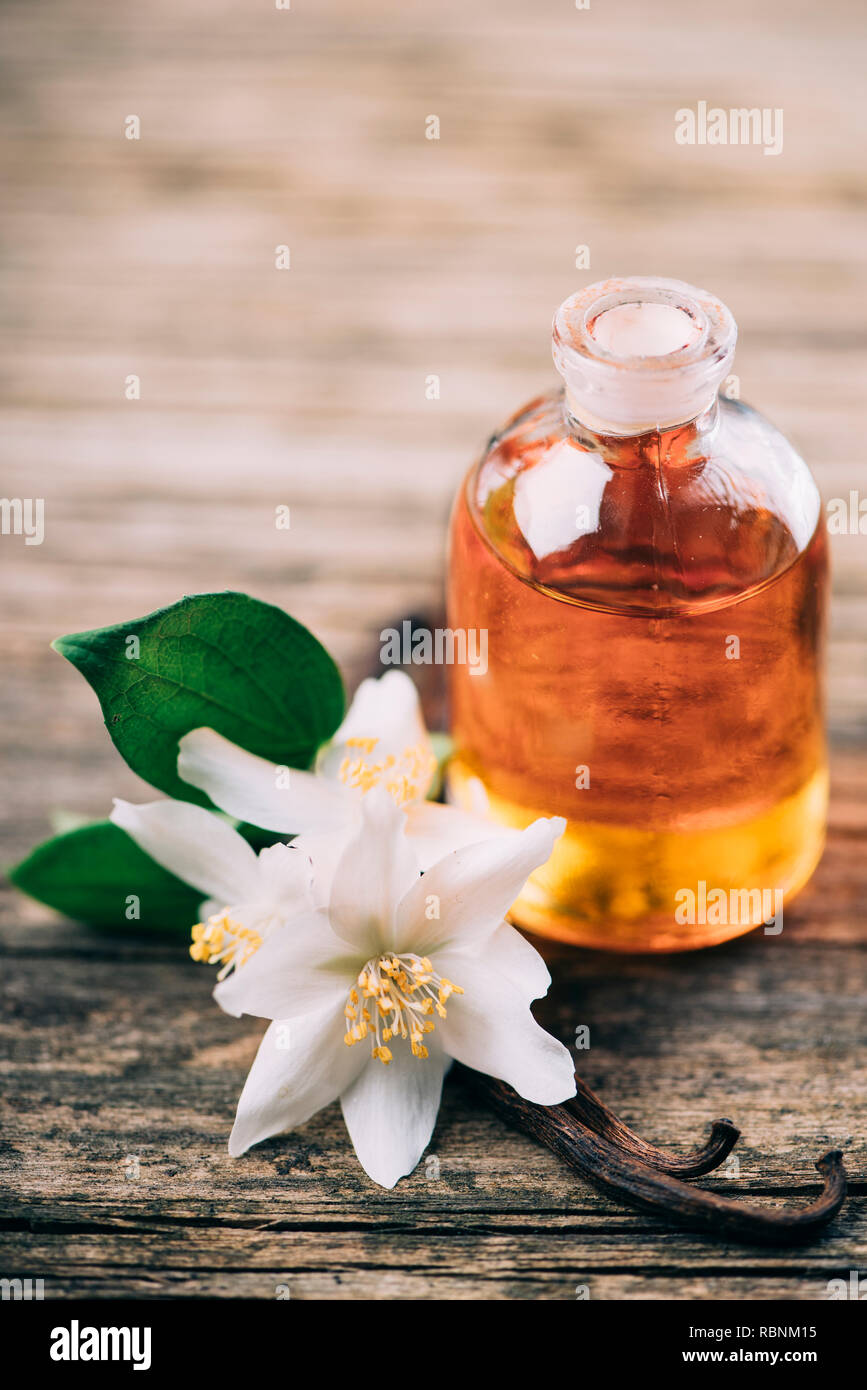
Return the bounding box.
[566,1074,739,1178]
[464,1068,846,1245]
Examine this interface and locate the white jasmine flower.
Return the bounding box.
[177,670,509,881]
[215,789,575,1188]
[110,798,313,978]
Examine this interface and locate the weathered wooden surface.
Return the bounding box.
[1,782,866,1300]
[1,0,866,1299]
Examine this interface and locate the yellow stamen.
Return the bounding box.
[343,952,463,1063]
[337,738,437,806]
[189,910,263,979]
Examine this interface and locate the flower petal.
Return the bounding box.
[228,1005,365,1156]
[433,952,575,1106]
[339,1044,449,1188]
[395,815,566,956]
[328,788,421,953]
[463,921,552,1002]
[254,842,314,905]
[178,727,355,834]
[291,828,357,908]
[111,798,261,904]
[332,669,428,755]
[214,909,355,1020]
[403,800,520,870]
[317,670,436,804]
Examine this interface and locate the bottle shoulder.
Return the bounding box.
[465,389,824,614]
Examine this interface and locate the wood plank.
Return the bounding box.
[1,0,865,1300]
[2,751,865,1298]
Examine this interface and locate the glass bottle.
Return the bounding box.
[446,277,828,952]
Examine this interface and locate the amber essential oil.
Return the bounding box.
[446,278,828,952]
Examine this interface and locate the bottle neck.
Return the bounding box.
[553,277,736,441]
[564,393,723,469]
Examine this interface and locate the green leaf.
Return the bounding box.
[52,592,345,804]
[8,821,203,936]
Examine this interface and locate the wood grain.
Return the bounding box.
[1,0,865,1299]
[2,748,865,1298]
